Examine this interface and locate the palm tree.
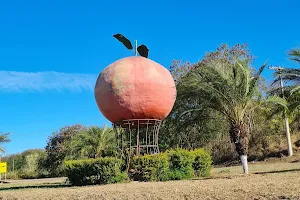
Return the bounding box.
[267,85,300,156]
[267,47,300,156]
[0,132,11,154]
[71,126,115,159]
[177,59,267,174]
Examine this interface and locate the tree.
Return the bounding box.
[2,149,46,178]
[177,57,267,174]
[266,47,300,156]
[71,126,115,159]
[42,124,86,177]
[0,132,11,154]
[267,83,300,156]
[160,44,256,155]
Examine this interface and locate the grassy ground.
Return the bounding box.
[1,159,300,200]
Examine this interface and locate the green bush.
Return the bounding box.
[190,148,212,177]
[17,170,37,179]
[130,148,212,182]
[130,153,169,181]
[16,169,49,179]
[6,171,19,180]
[65,157,127,186]
[167,148,194,180]
[65,148,212,185]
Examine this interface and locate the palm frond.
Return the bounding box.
[177,57,267,125]
[0,147,6,153]
[272,68,300,85]
[288,48,300,63]
[0,132,11,154]
[71,126,115,158]
[265,95,288,110]
[0,132,11,143]
[289,85,300,95]
[247,60,268,99]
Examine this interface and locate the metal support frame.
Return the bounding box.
[113,119,162,160]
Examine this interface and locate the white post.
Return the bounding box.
[279,73,293,156]
[284,114,293,156]
[240,155,248,174]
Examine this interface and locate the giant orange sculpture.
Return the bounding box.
[94,56,176,124]
[94,33,176,157]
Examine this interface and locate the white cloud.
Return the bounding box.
[0,71,98,92]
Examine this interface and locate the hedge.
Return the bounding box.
[65,157,127,186]
[191,148,213,177]
[130,153,169,181]
[65,148,212,185]
[167,148,195,180]
[131,148,212,182]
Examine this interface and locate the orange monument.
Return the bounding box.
[94,56,176,124]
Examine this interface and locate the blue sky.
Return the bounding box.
[1,0,299,155]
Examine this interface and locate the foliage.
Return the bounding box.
[169,44,254,86]
[288,48,300,63]
[205,101,298,164]
[271,47,300,84]
[130,153,170,182]
[131,148,212,182]
[0,132,11,154]
[3,125,116,179]
[5,171,19,179]
[65,157,127,186]
[161,43,271,174]
[160,44,257,153]
[247,105,285,160]
[265,89,300,131]
[180,60,266,157]
[190,148,213,177]
[167,148,194,180]
[3,153,26,172]
[17,153,40,179]
[2,149,47,179]
[205,133,238,164]
[71,126,115,159]
[43,124,86,177]
[159,100,227,151]
[42,124,117,177]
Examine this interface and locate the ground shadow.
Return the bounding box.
[254,168,300,175]
[0,183,72,191]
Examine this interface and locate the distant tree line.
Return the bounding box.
[2,125,115,178]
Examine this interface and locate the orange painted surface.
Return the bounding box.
[94,56,176,124]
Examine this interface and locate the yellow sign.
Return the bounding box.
[0,162,7,173]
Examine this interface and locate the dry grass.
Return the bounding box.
[1,161,300,200]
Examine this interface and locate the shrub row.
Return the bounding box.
[65,157,127,186]
[65,148,212,185]
[130,153,170,181]
[130,148,212,181]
